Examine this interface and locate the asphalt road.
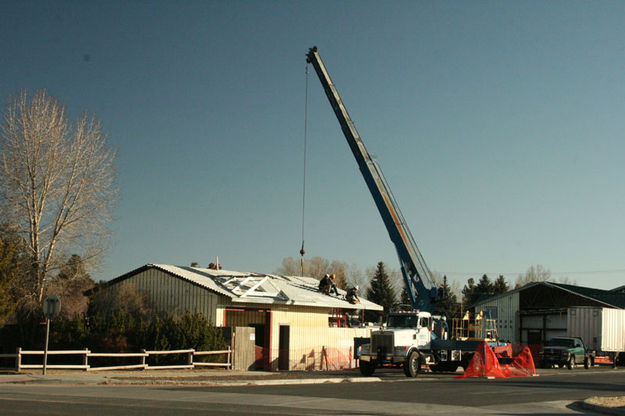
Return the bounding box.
[1,367,623,415]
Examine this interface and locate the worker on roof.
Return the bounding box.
[319,274,331,294]
[319,273,339,296]
[346,285,360,304]
[329,274,339,295]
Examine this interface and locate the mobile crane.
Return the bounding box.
[306,46,437,312]
[306,46,491,376]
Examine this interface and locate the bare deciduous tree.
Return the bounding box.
[515,264,551,288]
[0,90,117,303]
[277,256,352,289]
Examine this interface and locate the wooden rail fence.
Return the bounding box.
[0,347,231,372]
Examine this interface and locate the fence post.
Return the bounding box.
[228,346,232,369]
[188,349,194,367]
[16,347,21,372]
[84,348,89,370]
[141,349,147,369]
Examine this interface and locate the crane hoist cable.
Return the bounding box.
[300,63,310,276]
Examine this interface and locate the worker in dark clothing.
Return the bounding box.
[328,273,339,295]
[319,273,339,296]
[319,274,331,295]
[346,285,360,304]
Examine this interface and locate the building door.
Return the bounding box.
[278,325,290,370]
[231,327,256,370]
[250,324,265,370]
[224,309,272,370]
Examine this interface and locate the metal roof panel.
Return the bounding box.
[145,264,382,311]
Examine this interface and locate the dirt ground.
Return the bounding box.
[587,396,625,408]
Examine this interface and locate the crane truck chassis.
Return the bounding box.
[358,310,485,377]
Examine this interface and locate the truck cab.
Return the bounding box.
[385,311,432,350]
[359,310,437,377]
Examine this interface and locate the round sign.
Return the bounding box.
[43,294,61,319]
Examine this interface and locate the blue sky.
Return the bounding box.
[1,1,624,290]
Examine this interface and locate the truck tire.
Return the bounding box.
[359,359,376,377]
[404,351,420,378]
[584,356,590,369]
[461,354,473,372]
[567,355,575,370]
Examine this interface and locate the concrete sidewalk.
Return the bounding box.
[0,369,381,386]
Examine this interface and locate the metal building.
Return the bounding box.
[472,281,625,345]
[97,264,382,370]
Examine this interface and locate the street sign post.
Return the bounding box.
[42,295,61,375]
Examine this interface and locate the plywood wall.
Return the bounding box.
[270,306,372,370]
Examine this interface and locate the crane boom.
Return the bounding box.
[306,46,437,311]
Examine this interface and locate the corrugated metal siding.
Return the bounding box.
[478,292,519,343]
[122,268,226,323]
[567,307,625,352]
[601,308,625,351]
[567,307,602,351]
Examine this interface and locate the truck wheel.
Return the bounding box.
[567,356,575,370]
[404,351,420,378]
[461,355,472,372]
[584,356,590,369]
[359,359,376,377]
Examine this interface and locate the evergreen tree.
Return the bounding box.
[366,262,398,321]
[433,276,461,319]
[0,224,28,327]
[461,274,509,309]
[492,275,509,295]
[474,274,493,301]
[461,277,477,308]
[399,286,412,308]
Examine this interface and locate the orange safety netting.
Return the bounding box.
[456,341,536,379]
[321,346,355,371]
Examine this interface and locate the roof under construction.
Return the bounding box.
[103,264,383,312]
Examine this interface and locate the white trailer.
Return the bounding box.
[567,306,625,366]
